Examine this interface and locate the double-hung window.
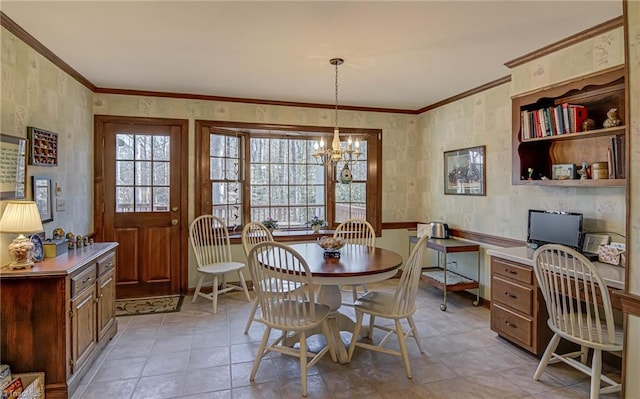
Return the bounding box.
[195,121,381,233]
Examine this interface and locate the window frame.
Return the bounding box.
[195,120,382,235]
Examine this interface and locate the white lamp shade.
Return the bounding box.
[0,201,44,234]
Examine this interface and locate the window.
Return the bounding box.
[195,121,382,232]
[115,133,170,212]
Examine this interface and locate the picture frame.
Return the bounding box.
[444,145,486,196]
[552,163,576,180]
[0,134,27,200]
[32,176,54,223]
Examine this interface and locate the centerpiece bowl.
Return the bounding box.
[318,236,346,258]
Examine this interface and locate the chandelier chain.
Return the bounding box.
[335,59,339,129]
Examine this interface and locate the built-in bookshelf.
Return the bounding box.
[511,66,626,187]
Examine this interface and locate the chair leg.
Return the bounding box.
[361,284,368,294]
[591,349,602,399]
[395,319,412,379]
[299,331,308,397]
[238,270,251,301]
[351,285,358,303]
[212,275,219,313]
[192,274,205,303]
[580,345,589,364]
[250,326,271,381]
[244,298,259,334]
[533,333,561,380]
[368,315,376,336]
[407,316,425,354]
[347,311,365,361]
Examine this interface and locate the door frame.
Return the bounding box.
[93,115,189,295]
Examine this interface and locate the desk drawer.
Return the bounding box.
[491,257,533,285]
[491,303,533,348]
[71,264,96,297]
[492,275,533,315]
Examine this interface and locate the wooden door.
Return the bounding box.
[94,116,188,298]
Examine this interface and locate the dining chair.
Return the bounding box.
[333,218,376,303]
[532,244,622,399]
[241,222,274,333]
[347,234,429,378]
[247,241,336,397]
[189,215,251,313]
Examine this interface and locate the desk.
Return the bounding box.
[410,236,481,311]
[282,243,403,363]
[487,246,624,355]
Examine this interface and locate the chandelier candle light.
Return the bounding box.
[0,201,44,269]
[312,58,362,184]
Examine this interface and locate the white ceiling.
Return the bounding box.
[1,1,623,111]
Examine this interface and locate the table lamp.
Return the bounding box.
[0,201,44,269]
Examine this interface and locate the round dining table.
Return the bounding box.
[283,242,404,363]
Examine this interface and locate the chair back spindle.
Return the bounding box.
[533,244,616,346]
[392,234,429,315]
[334,218,375,247]
[190,215,233,267]
[247,242,316,330]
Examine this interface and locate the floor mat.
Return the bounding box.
[115,295,183,316]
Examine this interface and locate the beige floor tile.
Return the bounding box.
[73,280,620,399]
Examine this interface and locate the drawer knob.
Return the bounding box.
[505,269,517,275]
[504,292,518,299]
[504,321,517,328]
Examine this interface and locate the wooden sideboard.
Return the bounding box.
[1,242,118,399]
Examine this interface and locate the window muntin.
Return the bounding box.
[198,123,380,232]
[210,134,242,227]
[248,137,325,228]
[115,133,170,212]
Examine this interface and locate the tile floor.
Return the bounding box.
[73,281,622,398]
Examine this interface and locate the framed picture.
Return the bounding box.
[551,163,576,180]
[32,176,54,223]
[444,145,486,196]
[0,134,27,200]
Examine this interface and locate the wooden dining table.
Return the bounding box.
[281,242,404,363]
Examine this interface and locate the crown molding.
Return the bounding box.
[0,11,96,91]
[504,16,624,69]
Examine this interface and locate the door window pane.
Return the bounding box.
[115,134,171,213]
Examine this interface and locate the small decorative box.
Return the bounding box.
[597,244,625,266]
[43,239,68,258]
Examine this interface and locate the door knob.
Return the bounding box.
[172,219,179,225]
[172,207,178,212]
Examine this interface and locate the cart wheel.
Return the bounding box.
[440,304,447,311]
[472,300,479,307]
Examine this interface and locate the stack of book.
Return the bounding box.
[608,135,625,179]
[520,103,587,140]
[0,365,44,399]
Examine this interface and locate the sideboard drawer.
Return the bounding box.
[492,275,533,315]
[71,264,97,297]
[97,253,115,276]
[491,257,533,285]
[491,303,533,348]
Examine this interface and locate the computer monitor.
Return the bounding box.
[527,210,583,250]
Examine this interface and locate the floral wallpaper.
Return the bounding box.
[0,28,93,265]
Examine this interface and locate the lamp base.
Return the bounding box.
[7,259,34,270]
[7,234,35,270]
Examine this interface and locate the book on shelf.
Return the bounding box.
[609,135,625,179]
[570,105,587,133]
[562,103,570,134]
[0,365,11,391]
[1,376,23,399]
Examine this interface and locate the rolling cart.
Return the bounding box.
[410,236,481,311]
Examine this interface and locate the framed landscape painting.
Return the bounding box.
[444,145,486,196]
